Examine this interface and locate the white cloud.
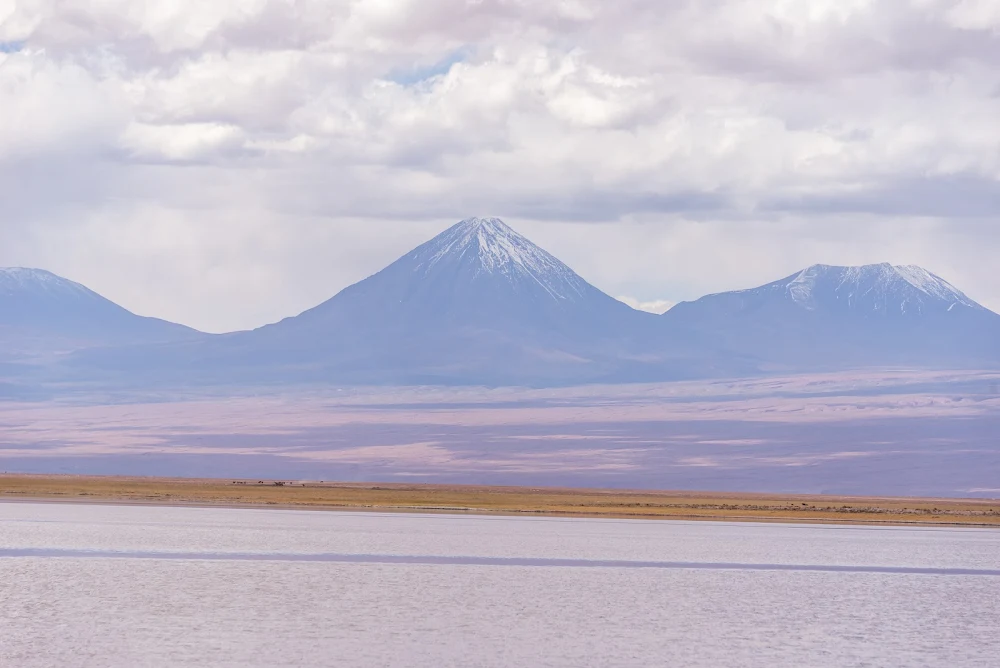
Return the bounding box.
[1,0,999,331]
[615,296,675,314]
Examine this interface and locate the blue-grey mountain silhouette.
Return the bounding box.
[662,263,1000,370]
[7,221,1000,391]
[91,217,718,385]
[0,267,200,360]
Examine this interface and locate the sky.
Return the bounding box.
[2,0,999,332]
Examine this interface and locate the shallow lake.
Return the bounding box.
[1,502,998,667]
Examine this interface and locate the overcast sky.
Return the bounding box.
[2,1,999,332]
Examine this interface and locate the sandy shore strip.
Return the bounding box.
[1,474,998,526]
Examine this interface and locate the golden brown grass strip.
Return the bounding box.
[1,474,998,526]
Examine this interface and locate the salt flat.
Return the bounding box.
[1,503,998,667]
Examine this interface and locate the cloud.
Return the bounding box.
[615,296,675,315]
[1,1,999,331]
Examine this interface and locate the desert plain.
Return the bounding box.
[2,474,999,527]
[3,370,999,498]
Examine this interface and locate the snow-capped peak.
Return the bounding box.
[0,267,95,298]
[408,217,593,301]
[424,217,555,273]
[784,263,982,314]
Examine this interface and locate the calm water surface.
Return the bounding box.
[1,502,998,667]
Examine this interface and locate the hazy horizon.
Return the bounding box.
[7,221,998,334]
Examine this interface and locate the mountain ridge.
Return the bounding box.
[663,261,1000,370]
[0,267,202,360]
[5,219,999,390]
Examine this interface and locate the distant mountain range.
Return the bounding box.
[3,218,998,391]
[0,268,200,360]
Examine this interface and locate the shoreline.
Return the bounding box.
[2,474,999,527]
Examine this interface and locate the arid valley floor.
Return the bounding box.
[3,475,999,527]
[3,370,999,498]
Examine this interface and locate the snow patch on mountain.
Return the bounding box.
[893,265,978,307]
[787,266,822,309]
[692,262,990,320]
[410,217,593,301]
[782,263,984,314]
[0,267,95,298]
[0,267,202,353]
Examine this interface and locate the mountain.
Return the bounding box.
[214,217,730,383]
[275,216,638,334]
[22,230,1000,391]
[662,263,1000,370]
[66,217,732,386]
[0,267,202,360]
[251,216,736,383]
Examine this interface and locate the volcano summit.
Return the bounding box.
[172,217,688,385]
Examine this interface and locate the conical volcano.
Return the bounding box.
[68,216,722,387]
[239,217,664,384]
[278,217,639,335]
